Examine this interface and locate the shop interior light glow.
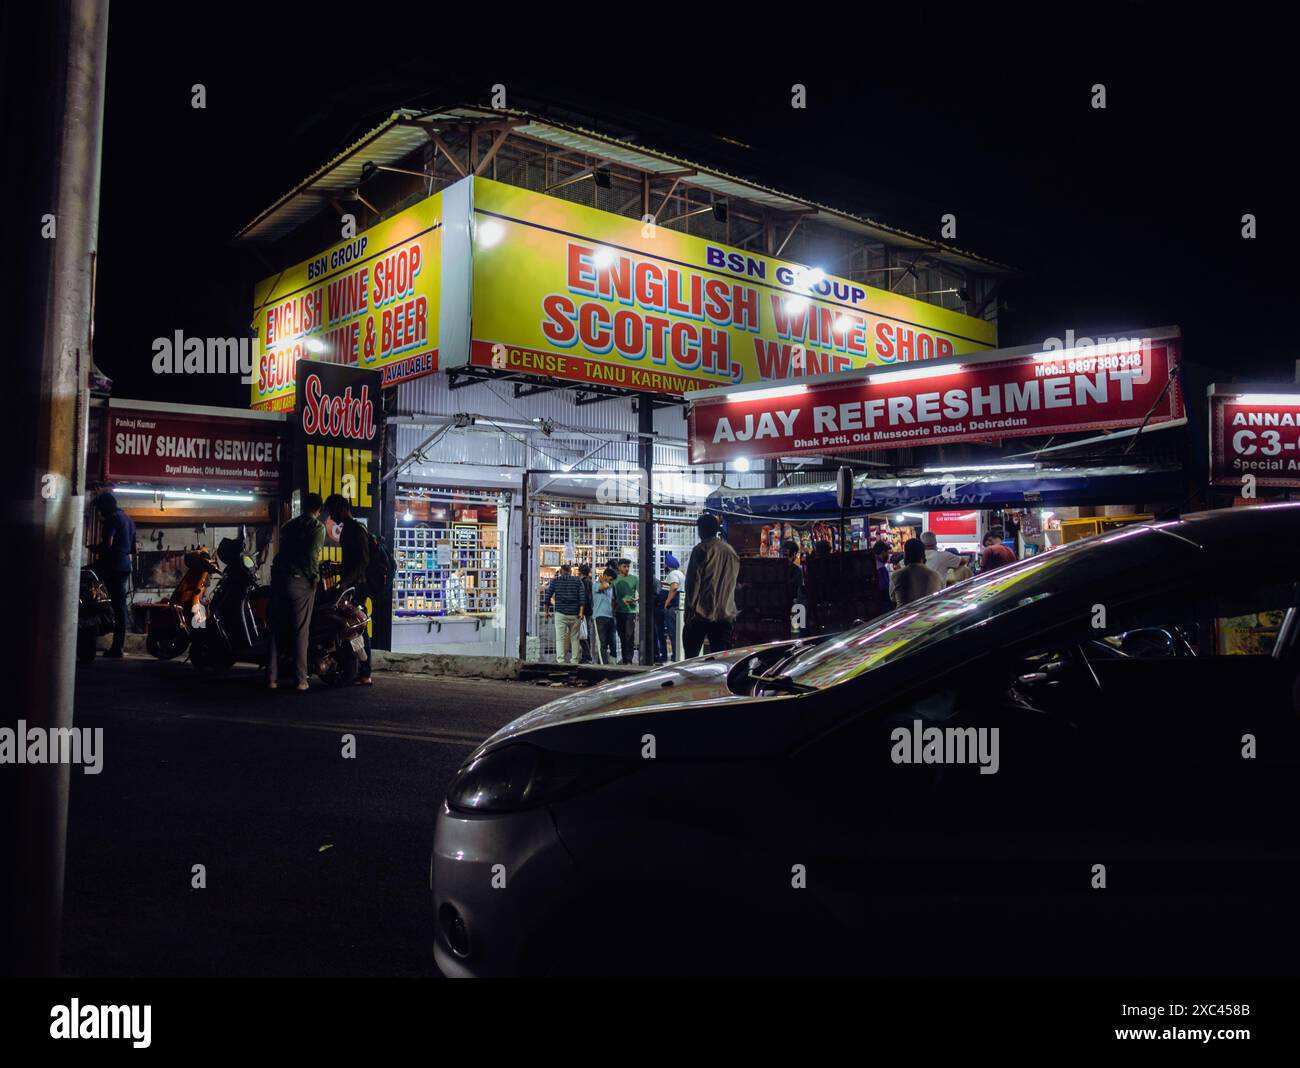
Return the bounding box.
[869,363,962,383]
[113,487,256,502]
[724,384,808,403]
[732,457,751,472]
[921,462,1037,473]
[1233,393,1300,405]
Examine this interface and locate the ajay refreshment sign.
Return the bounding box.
[687,335,1183,463]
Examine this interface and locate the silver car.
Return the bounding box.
[433,505,1300,976]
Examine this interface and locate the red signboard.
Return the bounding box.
[1209,386,1300,488]
[105,408,283,490]
[688,339,1183,463]
[927,510,977,535]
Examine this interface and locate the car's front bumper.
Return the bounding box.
[431,801,578,977]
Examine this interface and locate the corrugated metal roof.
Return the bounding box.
[235,104,1015,274]
[236,111,433,243]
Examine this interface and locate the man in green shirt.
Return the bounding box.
[613,558,639,665]
[269,493,325,691]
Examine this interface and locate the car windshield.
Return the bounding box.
[780,524,1199,690]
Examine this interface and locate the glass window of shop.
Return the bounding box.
[391,488,510,655]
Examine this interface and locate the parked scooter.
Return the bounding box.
[77,567,115,664]
[189,538,369,685]
[144,546,218,660]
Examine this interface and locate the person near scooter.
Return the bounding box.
[323,493,372,687]
[268,493,325,691]
[92,491,135,658]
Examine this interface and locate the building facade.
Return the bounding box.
[235,104,1009,663]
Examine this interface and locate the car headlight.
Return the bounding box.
[446,743,634,814]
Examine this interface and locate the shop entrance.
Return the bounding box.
[526,496,694,665]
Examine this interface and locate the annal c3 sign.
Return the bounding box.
[1208,383,1300,488]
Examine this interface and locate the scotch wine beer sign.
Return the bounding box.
[1209,384,1300,489]
[250,192,442,411]
[688,334,1184,463]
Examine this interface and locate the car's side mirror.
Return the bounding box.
[1119,627,1175,658]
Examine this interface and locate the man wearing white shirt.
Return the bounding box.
[920,530,962,585]
[662,554,685,661]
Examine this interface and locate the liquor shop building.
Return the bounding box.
[235,104,1010,663]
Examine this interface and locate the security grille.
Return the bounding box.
[528,496,694,663]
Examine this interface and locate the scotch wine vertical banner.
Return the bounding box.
[293,359,389,646]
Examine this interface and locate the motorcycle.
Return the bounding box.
[189,538,369,686]
[77,567,115,663]
[144,546,218,660]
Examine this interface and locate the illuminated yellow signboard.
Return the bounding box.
[465,177,995,395]
[250,192,442,411]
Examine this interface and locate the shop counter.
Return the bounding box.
[391,612,506,656]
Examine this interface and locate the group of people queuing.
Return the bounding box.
[542,556,662,666]
[541,516,1023,668]
[881,529,1016,609]
[543,512,741,667]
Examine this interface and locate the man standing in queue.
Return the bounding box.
[613,558,639,665]
[269,493,325,692]
[325,494,372,687]
[683,513,740,658]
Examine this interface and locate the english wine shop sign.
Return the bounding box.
[1209,385,1300,488]
[688,338,1183,463]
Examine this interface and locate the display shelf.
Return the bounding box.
[394,516,500,616]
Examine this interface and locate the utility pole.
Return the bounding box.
[7,0,110,976]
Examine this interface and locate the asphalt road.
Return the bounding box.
[63,654,576,977]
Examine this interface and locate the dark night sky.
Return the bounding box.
[93,8,1296,410]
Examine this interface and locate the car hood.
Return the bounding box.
[475,644,805,759]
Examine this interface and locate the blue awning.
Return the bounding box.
[707,464,1186,521]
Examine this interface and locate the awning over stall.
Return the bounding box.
[707,464,1186,521]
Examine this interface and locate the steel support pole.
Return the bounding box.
[518,473,530,662]
[638,398,655,666]
[8,0,110,976]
